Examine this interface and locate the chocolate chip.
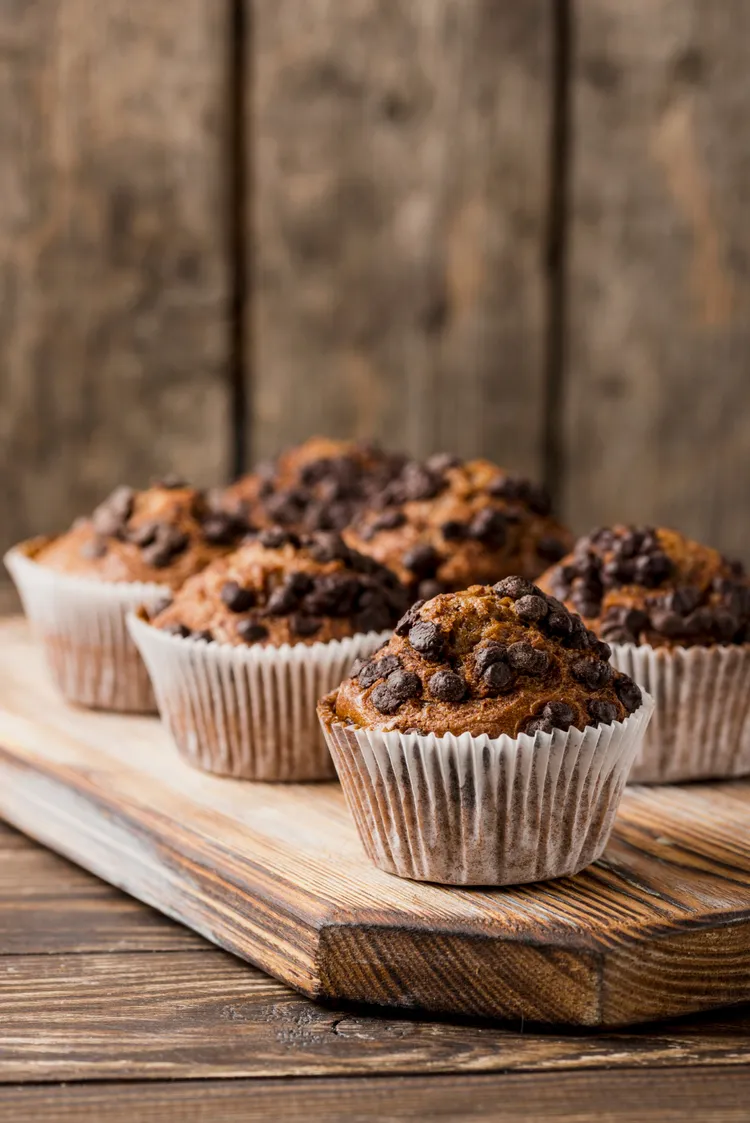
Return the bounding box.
[664,586,701,615]
[92,485,135,538]
[291,614,322,637]
[513,594,549,624]
[306,531,348,563]
[488,476,550,515]
[202,512,247,546]
[546,609,573,636]
[193,629,214,643]
[266,573,313,615]
[507,642,550,676]
[602,558,635,586]
[588,699,618,725]
[358,654,402,688]
[594,639,613,661]
[408,621,444,660]
[220,581,255,613]
[395,600,425,636]
[475,641,508,676]
[571,585,602,618]
[141,527,189,569]
[524,717,555,736]
[402,544,441,578]
[163,623,191,639]
[428,670,466,702]
[634,551,673,587]
[237,620,269,644]
[305,573,360,616]
[537,536,567,562]
[417,579,445,601]
[482,661,514,693]
[401,463,443,501]
[80,537,108,560]
[155,474,187,490]
[372,510,406,532]
[571,658,613,689]
[648,609,685,637]
[493,576,537,601]
[616,676,642,714]
[370,670,422,714]
[259,528,297,549]
[469,509,507,547]
[441,520,468,541]
[526,701,575,735]
[426,452,460,474]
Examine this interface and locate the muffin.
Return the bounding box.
[222,437,408,533]
[539,526,750,782]
[343,456,573,600]
[4,480,250,712]
[318,578,653,885]
[128,529,409,780]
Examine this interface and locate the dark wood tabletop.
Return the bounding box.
[0,818,748,1122]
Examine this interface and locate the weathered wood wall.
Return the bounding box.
[2,0,749,574]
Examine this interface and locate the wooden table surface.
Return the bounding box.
[0,820,749,1121]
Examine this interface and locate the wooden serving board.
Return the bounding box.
[1,619,750,1026]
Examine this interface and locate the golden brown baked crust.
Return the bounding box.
[538,526,750,649]
[33,481,250,589]
[149,529,409,647]
[333,578,641,737]
[343,458,573,599]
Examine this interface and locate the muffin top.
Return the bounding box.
[149,528,409,647]
[32,480,251,589]
[538,525,750,648]
[343,457,573,600]
[222,437,408,533]
[331,577,642,737]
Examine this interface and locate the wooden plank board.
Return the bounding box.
[248,0,552,472]
[0,618,750,1026]
[564,0,750,562]
[4,1066,750,1123]
[0,0,231,568]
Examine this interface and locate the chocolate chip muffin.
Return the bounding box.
[223,437,408,534]
[540,526,750,649]
[33,479,250,589]
[343,457,573,600]
[318,579,653,886]
[147,529,408,648]
[5,479,251,714]
[539,527,750,783]
[129,531,407,781]
[331,578,640,738]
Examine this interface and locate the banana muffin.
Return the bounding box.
[539,526,750,782]
[318,579,652,885]
[343,457,573,600]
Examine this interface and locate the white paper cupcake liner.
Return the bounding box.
[610,641,750,783]
[5,541,167,713]
[128,611,390,781]
[318,692,655,885]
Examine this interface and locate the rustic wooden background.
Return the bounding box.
[2,0,749,596]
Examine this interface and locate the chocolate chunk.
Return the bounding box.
[602,558,635,586]
[594,639,613,661]
[220,581,256,613]
[417,579,446,601]
[428,670,466,702]
[80,537,108,560]
[634,551,672,587]
[92,485,135,538]
[372,510,406,532]
[266,572,313,615]
[493,576,537,601]
[475,642,508,676]
[394,600,425,636]
[141,527,189,569]
[127,521,159,548]
[648,609,685,637]
[236,620,269,644]
[370,670,422,714]
[358,654,402,689]
[402,544,441,578]
[664,586,701,615]
[307,531,348,563]
[408,621,444,660]
[524,717,555,736]
[163,623,191,639]
[526,701,575,735]
[615,675,642,714]
[291,614,322,637]
[482,661,514,693]
[587,699,618,725]
[488,475,551,515]
[469,508,507,547]
[401,462,443,501]
[537,536,567,562]
[193,629,214,643]
[305,573,360,616]
[202,512,247,546]
[507,642,550,675]
[513,594,549,623]
[441,520,468,541]
[571,658,613,689]
[259,528,297,550]
[546,609,573,636]
[571,584,602,618]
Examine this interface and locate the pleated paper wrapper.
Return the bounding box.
[610,641,750,783]
[5,541,166,713]
[129,611,390,781]
[318,692,654,886]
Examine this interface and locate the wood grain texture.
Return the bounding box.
[0,0,231,564]
[1,620,750,1026]
[564,0,750,560]
[248,0,552,472]
[4,1067,750,1123]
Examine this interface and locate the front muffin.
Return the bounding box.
[130,531,408,781]
[319,580,653,886]
[539,526,750,782]
[5,480,250,713]
[344,456,573,600]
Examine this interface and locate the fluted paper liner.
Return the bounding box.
[5,541,166,713]
[610,642,750,783]
[318,692,654,885]
[129,611,390,781]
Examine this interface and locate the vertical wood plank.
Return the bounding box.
[564,0,750,561]
[0,0,231,557]
[248,0,553,475]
